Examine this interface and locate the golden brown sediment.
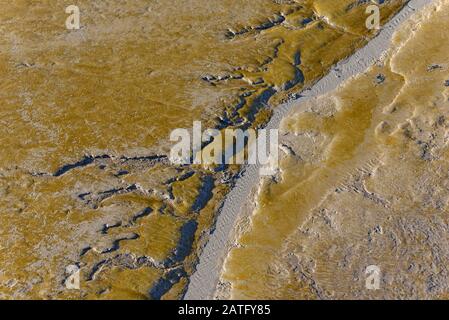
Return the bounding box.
[0,0,408,299]
[222,0,449,299]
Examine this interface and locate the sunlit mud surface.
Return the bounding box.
[0,0,408,299]
[221,0,449,299]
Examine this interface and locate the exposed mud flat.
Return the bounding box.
[0,1,410,299]
[218,0,449,299]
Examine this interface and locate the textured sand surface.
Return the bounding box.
[0,0,411,299]
[218,0,449,299]
[187,0,436,300]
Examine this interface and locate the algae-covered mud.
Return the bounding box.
[0,0,416,299]
[221,0,449,299]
